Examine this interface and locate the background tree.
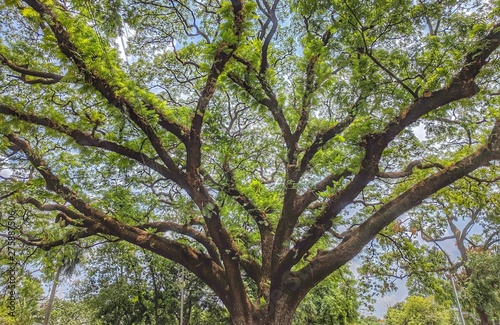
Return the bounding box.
[1,0,500,324]
[292,267,360,324]
[460,251,500,325]
[355,315,380,325]
[418,180,500,325]
[72,242,229,325]
[384,295,454,325]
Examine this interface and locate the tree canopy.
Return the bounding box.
[1,0,500,324]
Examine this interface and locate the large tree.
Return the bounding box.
[1,0,500,324]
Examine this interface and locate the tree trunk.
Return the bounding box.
[227,293,300,325]
[43,265,62,325]
[264,307,297,325]
[231,310,295,325]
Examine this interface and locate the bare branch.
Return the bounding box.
[229,56,294,149]
[377,160,444,179]
[364,50,418,98]
[0,53,64,84]
[187,0,245,174]
[465,174,500,184]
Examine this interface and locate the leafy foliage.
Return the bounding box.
[461,251,500,323]
[46,298,103,325]
[385,296,454,325]
[72,243,229,325]
[293,268,360,324]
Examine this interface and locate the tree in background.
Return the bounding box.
[461,251,500,325]
[355,315,380,325]
[418,181,500,325]
[46,298,103,325]
[72,242,229,325]
[293,268,360,324]
[1,0,500,323]
[385,296,454,325]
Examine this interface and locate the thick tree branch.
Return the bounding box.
[20,197,96,227]
[187,0,245,174]
[240,257,263,287]
[229,65,300,269]
[259,0,279,74]
[272,103,353,270]
[295,119,500,292]
[23,0,189,144]
[179,2,261,317]
[229,51,333,273]
[21,0,193,199]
